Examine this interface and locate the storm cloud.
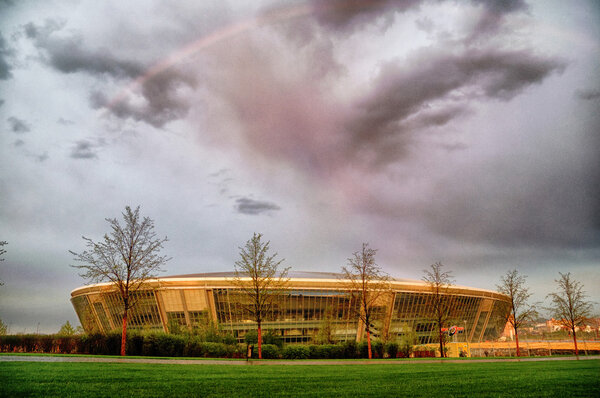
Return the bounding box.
[25,20,195,128]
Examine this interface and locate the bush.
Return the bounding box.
[282,345,310,359]
[142,333,185,357]
[385,342,399,358]
[341,340,358,359]
[244,330,258,345]
[262,330,283,348]
[258,344,280,359]
[127,334,145,356]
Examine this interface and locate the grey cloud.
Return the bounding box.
[57,117,74,125]
[7,116,31,133]
[235,197,281,215]
[13,139,24,147]
[89,68,195,128]
[26,21,194,128]
[346,48,566,164]
[468,0,528,39]
[0,99,5,107]
[308,0,421,33]
[575,88,600,100]
[70,140,98,159]
[0,32,13,80]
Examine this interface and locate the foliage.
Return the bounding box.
[546,272,593,356]
[341,243,391,359]
[313,309,337,345]
[58,321,76,336]
[282,345,310,359]
[254,344,280,359]
[385,341,399,358]
[262,330,284,348]
[231,233,290,359]
[70,206,170,356]
[422,262,454,358]
[398,332,417,358]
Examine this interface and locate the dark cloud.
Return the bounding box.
[308,0,422,33]
[26,21,195,128]
[235,197,281,215]
[346,47,566,164]
[0,32,13,80]
[7,116,31,133]
[13,139,24,147]
[575,88,600,101]
[70,140,98,159]
[89,68,195,128]
[468,0,528,39]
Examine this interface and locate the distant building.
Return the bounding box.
[71,272,511,344]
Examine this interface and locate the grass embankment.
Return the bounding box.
[1,360,598,397]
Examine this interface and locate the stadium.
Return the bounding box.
[71,272,511,346]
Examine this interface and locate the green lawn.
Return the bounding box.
[1,360,598,397]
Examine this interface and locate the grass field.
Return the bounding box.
[1,359,598,397]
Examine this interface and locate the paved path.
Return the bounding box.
[1,355,598,365]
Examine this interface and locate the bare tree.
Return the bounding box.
[232,233,290,359]
[422,262,454,358]
[70,206,169,356]
[341,243,390,359]
[546,272,593,358]
[496,269,537,357]
[0,241,6,286]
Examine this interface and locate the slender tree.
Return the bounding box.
[422,262,454,358]
[232,233,290,359]
[496,269,537,357]
[70,206,169,356]
[0,241,7,286]
[341,243,390,359]
[546,272,593,358]
[58,321,76,336]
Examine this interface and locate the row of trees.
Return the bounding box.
[68,206,595,359]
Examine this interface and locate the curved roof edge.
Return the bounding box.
[71,271,509,301]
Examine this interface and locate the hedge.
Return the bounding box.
[0,333,426,359]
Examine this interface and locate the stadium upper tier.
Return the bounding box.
[71,271,511,344]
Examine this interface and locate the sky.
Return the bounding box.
[0,0,598,334]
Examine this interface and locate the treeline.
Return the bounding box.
[0,332,433,359]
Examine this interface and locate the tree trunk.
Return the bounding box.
[439,327,445,358]
[572,327,579,359]
[367,329,372,359]
[257,324,262,360]
[120,308,128,356]
[515,327,520,357]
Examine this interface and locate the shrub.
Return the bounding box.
[282,345,310,359]
[385,342,399,358]
[341,340,358,359]
[262,330,283,348]
[258,344,280,359]
[244,330,258,345]
[200,342,229,358]
[127,334,145,356]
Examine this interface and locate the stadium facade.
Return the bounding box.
[71,272,511,344]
